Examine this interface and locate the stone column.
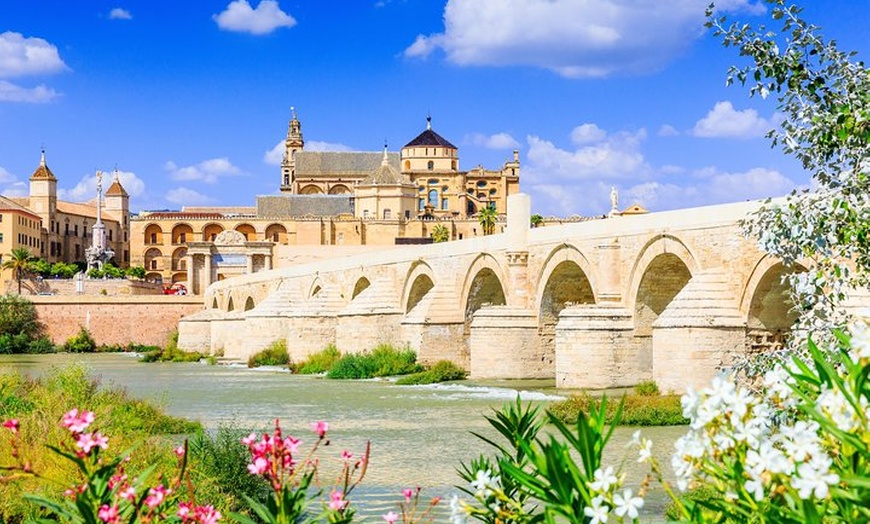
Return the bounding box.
[266,254,273,271]
[470,307,545,378]
[595,241,622,303]
[246,254,254,274]
[505,194,531,307]
[204,253,212,291]
[555,305,635,389]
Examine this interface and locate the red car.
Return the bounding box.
[163,283,187,295]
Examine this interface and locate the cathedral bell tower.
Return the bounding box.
[280,107,304,193]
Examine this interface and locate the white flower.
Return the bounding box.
[850,322,870,359]
[816,386,861,432]
[744,477,765,501]
[791,454,839,499]
[613,488,644,519]
[780,420,823,462]
[449,495,468,524]
[637,438,653,464]
[589,466,618,494]
[470,469,494,497]
[583,495,609,524]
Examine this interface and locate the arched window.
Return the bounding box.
[427,160,434,171]
[419,199,425,211]
[428,189,439,207]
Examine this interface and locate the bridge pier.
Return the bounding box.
[555,306,644,389]
[335,312,404,354]
[402,319,467,368]
[469,307,548,379]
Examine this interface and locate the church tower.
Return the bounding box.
[280,107,304,193]
[29,148,57,219]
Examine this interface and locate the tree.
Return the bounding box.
[431,224,450,243]
[530,214,544,228]
[708,0,870,361]
[477,205,497,236]
[2,247,33,295]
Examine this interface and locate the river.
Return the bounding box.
[0,353,686,521]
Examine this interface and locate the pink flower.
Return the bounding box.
[241,432,257,446]
[341,450,353,462]
[247,456,269,475]
[120,486,136,501]
[145,484,168,509]
[2,418,19,434]
[177,501,192,518]
[76,432,109,454]
[62,409,95,434]
[383,511,399,524]
[403,488,414,503]
[283,435,301,453]
[97,504,120,523]
[328,490,348,511]
[194,505,222,524]
[174,445,185,457]
[311,420,329,437]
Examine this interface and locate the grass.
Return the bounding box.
[0,364,201,522]
[326,344,423,379]
[292,344,342,374]
[395,360,467,385]
[247,340,290,368]
[547,383,688,426]
[140,329,204,363]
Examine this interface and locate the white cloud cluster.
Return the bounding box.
[109,8,133,20]
[693,101,772,138]
[214,0,296,35]
[0,31,67,103]
[58,169,146,202]
[405,0,764,78]
[165,158,243,184]
[263,140,353,165]
[165,187,216,206]
[467,132,520,150]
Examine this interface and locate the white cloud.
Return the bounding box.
[404,0,764,78]
[692,101,772,138]
[467,132,520,150]
[1,181,27,197]
[165,158,242,183]
[570,124,607,145]
[58,170,147,202]
[658,124,679,137]
[0,166,16,183]
[109,8,132,20]
[0,80,59,103]
[214,0,296,35]
[0,31,68,78]
[165,187,216,206]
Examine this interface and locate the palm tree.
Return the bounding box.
[530,214,544,228]
[431,224,450,243]
[478,205,497,236]
[2,247,33,294]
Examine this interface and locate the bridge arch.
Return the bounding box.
[308,277,323,299]
[627,234,698,311]
[740,255,805,354]
[226,296,235,312]
[535,245,597,361]
[244,296,255,311]
[461,254,507,323]
[212,297,219,310]
[402,261,436,314]
[351,277,371,300]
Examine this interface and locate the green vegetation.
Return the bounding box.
[292,344,342,374]
[0,364,200,521]
[530,213,544,228]
[665,484,723,522]
[547,386,687,426]
[247,339,290,368]
[477,204,497,235]
[0,294,54,354]
[395,359,467,385]
[2,247,33,295]
[430,224,450,243]
[326,344,422,379]
[140,329,204,362]
[61,326,97,353]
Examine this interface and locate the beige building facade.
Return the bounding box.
[131,113,520,290]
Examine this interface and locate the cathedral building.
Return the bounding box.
[3,151,130,266]
[130,112,521,292]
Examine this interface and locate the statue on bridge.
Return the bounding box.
[609,186,619,217]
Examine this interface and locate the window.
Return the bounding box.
[405,210,410,219]
[428,189,439,207]
[65,223,69,235]
[179,233,186,243]
[0,232,3,243]
[441,198,448,210]
[427,160,434,171]
[109,229,113,241]
[418,199,425,211]
[363,209,369,219]
[74,225,78,236]
[383,209,391,219]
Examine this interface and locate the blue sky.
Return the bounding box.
[0,1,867,216]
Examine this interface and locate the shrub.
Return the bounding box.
[395,360,467,385]
[25,336,56,354]
[327,344,422,379]
[547,391,687,426]
[62,327,96,353]
[0,295,44,354]
[125,265,146,279]
[139,330,203,362]
[633,380,660,396]
[247,340,290,368]
[293,344,342,374]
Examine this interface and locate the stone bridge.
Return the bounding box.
[177,195,824,393]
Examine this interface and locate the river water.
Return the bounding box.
[0,353,686,521]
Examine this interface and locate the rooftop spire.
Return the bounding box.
[382,139,389,164]
[426,112,432,130]
[40,147,46,167]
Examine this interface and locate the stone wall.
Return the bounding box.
[31,295,203,347]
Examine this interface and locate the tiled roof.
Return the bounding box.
[403,128,456,149]
[295,151,400,177]
[0,195,40,220]
[360,159,406,186]
[30,163,57,181]
[105,180,128,197]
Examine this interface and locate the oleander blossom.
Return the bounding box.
[2,418,19,434]
[62,408,95,434]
